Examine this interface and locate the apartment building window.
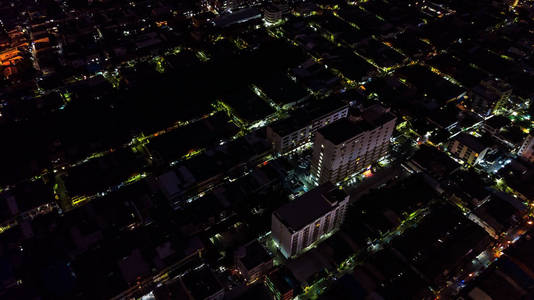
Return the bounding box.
[291,236,298,255]
[302,226,310,248]
[324,214,331,233]
[336,205,346,226]
[312,221,320,243]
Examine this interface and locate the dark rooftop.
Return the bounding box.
[450,170,490,204]
[318,119,370,145]
[318,104,395,145]
[266,267,299,295]
[181,266,223,300]
[454,132,487,153]
[485,115,511,130]
[238,240,272,270]
[361,104,396,128]
[499,159,534,200]
[410,145,460,180]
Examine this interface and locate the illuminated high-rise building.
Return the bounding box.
[310,104,396,185]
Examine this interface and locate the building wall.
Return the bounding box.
[267,106,348,154]
[519,135,534,163]
[266,127,283,153]
[449,140,487,165]
[311,118,395,185]
[271,214,292,258]
[264,10,283,24]
[237,258,273,282]
[279,126,310,154]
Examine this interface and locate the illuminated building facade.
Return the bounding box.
[263,1,289,24]
[310,104,396,185]
[266,100,349,154]
[271,183,348,258]
[263,4,283,24]
[448,132,489,166]
[519,135,534,163]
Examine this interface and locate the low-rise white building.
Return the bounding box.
[266,99,349,154]
[271,183,348,258]
[448,132,489,166]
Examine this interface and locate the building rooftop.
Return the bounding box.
[238,239,272,270]
[500,159,534,200]
[485,115,511,131]
[181,266,223,300]
[449,170,490,205]
[269,98,348,137]
[264,4,281,13]
[158,171,182,200]
[153,279,189,300]
[318,104,395,145]
[318,118,370,145]
[455,132,487,153]
[474,195,520,233]
[410,145,460,180]
[266,267,298,296]
[214,8,261,27]
[231,282,273,300]
[361,104,396,128]
[274,183,347,232]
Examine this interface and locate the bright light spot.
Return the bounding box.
[363,169,373,178]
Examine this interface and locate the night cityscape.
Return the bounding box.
[1,0,534,299]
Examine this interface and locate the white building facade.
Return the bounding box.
[266,102,349,154]
[311,105,396,185]
[519,135,534,163]
[271,183,348,258]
